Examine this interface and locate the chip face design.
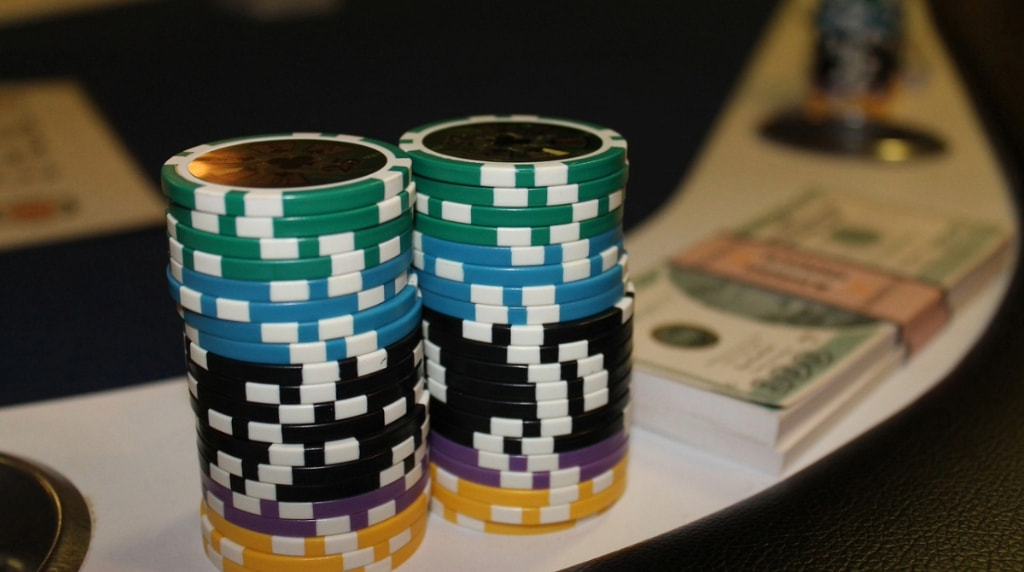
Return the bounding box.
[400,115,627,187]
[162,133,412,217]
[187,139,388,188]
[420,121,604,164]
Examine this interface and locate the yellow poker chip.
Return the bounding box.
[201,498,427,572]
[430,456,627,508]
[200,491,428,557]
[428,496,609,536]
[202,520,427,572]
[429,468,626,526]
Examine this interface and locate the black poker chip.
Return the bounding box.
[195,396,429,468]
[185,342,422,405]
[188,367,422,425]
[189,383,422,444]
[195,414,427,486]
[424,336,632,384]
[185,326,422,385]
[430,409,630,456]
[422,316,632,366]
[431,355,632,402]
[198,443,427,502]
[427,372,629,421]
[430,388,630,439]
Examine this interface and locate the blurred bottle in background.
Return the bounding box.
[807,0,904,124]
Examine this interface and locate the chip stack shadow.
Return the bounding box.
[400,115,635,534]
[161,133,429,570]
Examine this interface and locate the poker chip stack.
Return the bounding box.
[398,115,635,534]
[161,133,430,570]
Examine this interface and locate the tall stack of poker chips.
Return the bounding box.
[399,115,634,534]
[161,133,430,570]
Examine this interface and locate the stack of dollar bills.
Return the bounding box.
[632,190,1011,473]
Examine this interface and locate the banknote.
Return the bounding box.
[734,190,1011,309]
[633,264,898,409]
[633,188,1008,417]
[671,233,948,353]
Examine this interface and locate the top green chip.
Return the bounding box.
[399,115,627,187]
[161,133,412,217]
[414,165,628,208]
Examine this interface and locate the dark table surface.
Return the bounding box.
[2,0,1022,568]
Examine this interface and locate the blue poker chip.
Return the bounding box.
[180,282,419,343]
[167,248,412,303]
[167,268,411,323]
[414,244,625,287]
[421,282,635,347]
[413,227,622,267]
[185,296,422,364]
[415,258,626,307]
[419,280,624,325]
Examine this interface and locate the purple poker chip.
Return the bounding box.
[429,426,628,472]
[200,459,428,537]
[431,438,628,490]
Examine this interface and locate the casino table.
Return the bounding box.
[1,0,1022,569]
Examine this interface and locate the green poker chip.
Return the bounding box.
[166,211,412,260]
[414,208,623,247]
[415,189,624,228]
[166,187,415,239]
[399,115,627,187]
[413,166,628,207]
[167,231,411,281]
[161,133,412,217]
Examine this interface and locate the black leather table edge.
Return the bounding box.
[563,1,1024,569]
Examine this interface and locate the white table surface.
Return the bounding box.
[1,0,1017,570]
